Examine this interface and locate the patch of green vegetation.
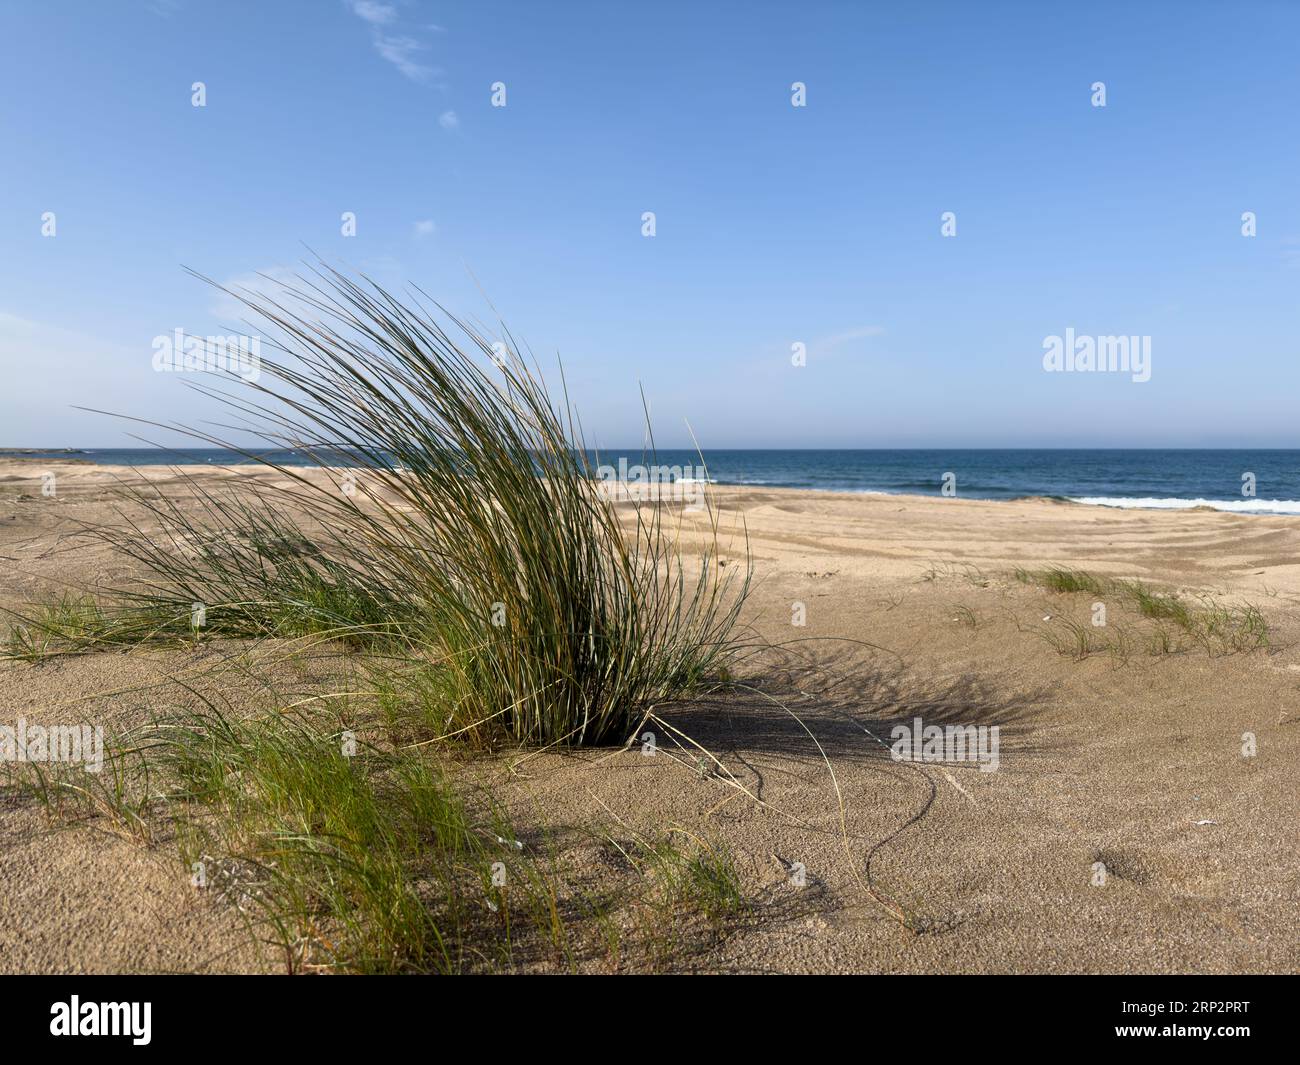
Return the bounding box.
[1035,615,1106,661]
[950,605,979,628]
[1015,567,1269,658]
[4,595,170,660]
[594,827,748,971]
[4,262,751,749]
[921,562,990,587]
[1014,566,1103,595]
[1,266,764,971]
[4,695,753,974]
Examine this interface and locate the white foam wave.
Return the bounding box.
[1069,496,1300,515]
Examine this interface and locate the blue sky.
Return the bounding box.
[2,0,1298,449]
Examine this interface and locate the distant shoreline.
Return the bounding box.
[4,459,1300,516]
[0,448,89,455]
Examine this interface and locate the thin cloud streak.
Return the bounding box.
[347,1,439,82]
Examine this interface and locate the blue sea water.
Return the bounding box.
[10,448,1300,515]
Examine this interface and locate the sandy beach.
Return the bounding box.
[2,460,1297,974]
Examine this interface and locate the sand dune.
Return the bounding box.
[2,462,1297,973]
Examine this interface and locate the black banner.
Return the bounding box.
[1,975,1289,1051]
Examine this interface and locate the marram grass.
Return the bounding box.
[9,262,750,747]
[3,697,751,973]
[1013,566,1268,656]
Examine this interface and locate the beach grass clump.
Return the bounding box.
[921,561,990,587]
[2,742,156,842]
[950,604,979,628]
[2,700,568,973]
[1014,566,1103,595]
[10,262,750,747]
[634,831,746,926]
[3,594,164,660]
[4,698,754,973]
[154,704,553,973]
[1195,600,1269,653]
[671,842,747,925]
[1015,567,1269,657]
[1110,579,1193,628]
[0,263,757,970]
[595,827,748,968]
[1107,580,1268,652]
[1035,615,1106,661]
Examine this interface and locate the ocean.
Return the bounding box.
[9,448,1300,515]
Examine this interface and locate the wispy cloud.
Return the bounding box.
[349,0,397,24]
[374,34,434,80]
[820,325,886,353]
[346,1,440,82]
[412,219,436,239]
[438,110,459,131]
[209,267,302,321]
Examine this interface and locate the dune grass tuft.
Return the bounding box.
[8,262,750,748]
[1016,567,1269,657]
[0,263,764,971]
[3,694,755,973]
[1014,566,1103,595]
